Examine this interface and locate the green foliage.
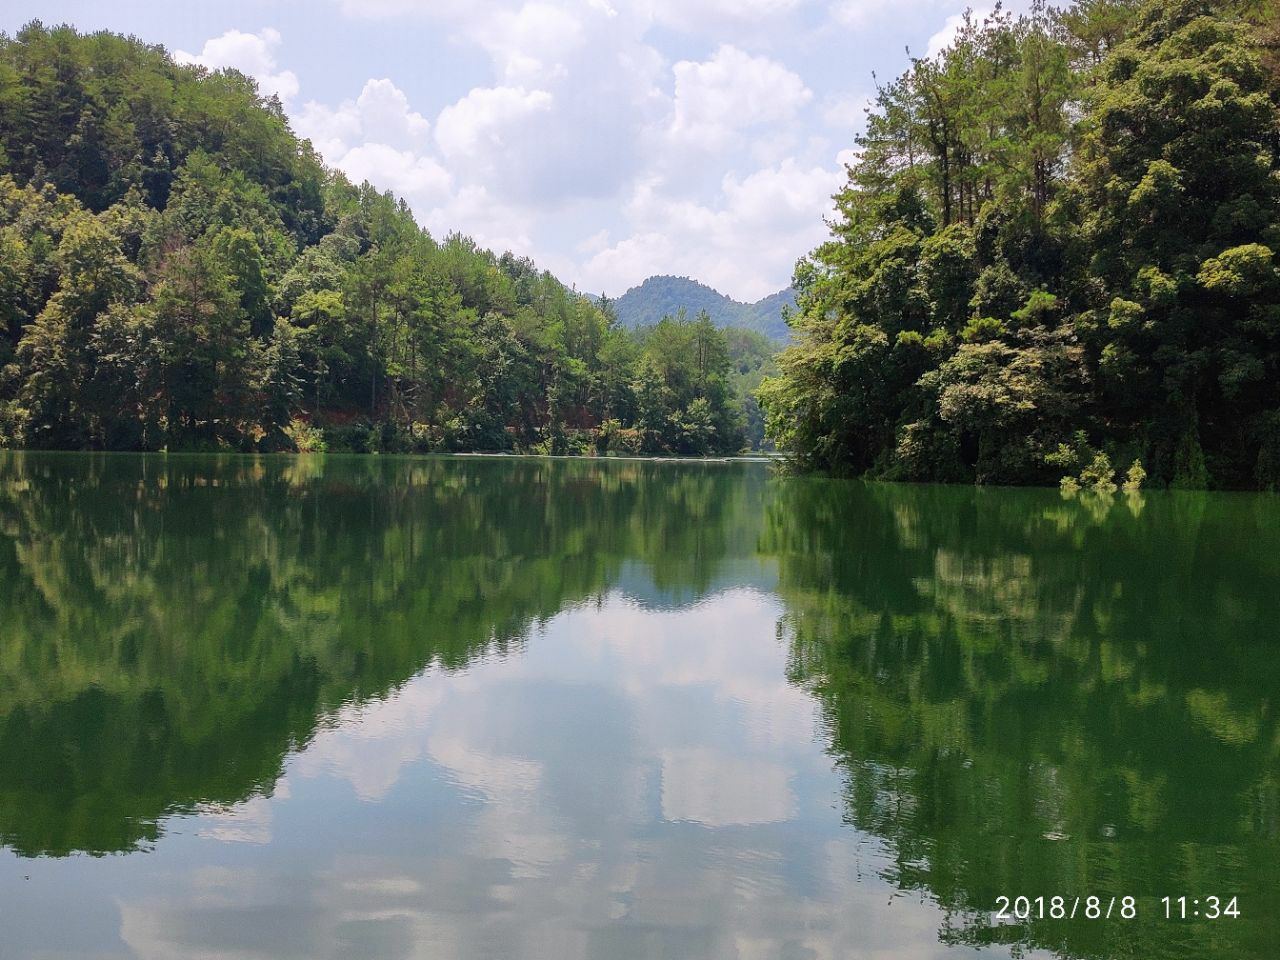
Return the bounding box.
[1124,457,1147,490]
[0,400,25,446]
[284,417,325,453]
[762,0,1280,489]
[0,24,770,458]
[595,418,644,456]
[724,327,778,451]
[1171,425,1211,489]
[1197,244,1278,297]
[959,316,1006,342]
[629,311,744,455]
[1079,451,1117,491]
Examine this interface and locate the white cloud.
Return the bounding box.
[462,1,587,83]
[341,144,453,200]
[334,0,471,15]
[661,748,795,826]
[336,0,801,36]
[410,2,665,208]
[422,184,537,257]
[722,159,836,227]
[434,85,555,160]
[575,228,612,255]
[926,7,991,58]
[670,45,812,150]
[830,0,964,33]
[829,0,895,28]
[294,99,362,160]
[354,79,433,145]
[575,155,842,300]
[820,92,873,133]
[294,78,431,159]
[174,28,299,103]
[647,0,803,34]
[292,78,451,224]
[175,2,854,300]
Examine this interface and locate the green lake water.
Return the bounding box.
[0,452,1276,959]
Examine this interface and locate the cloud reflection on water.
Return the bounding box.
[110,589,988,960]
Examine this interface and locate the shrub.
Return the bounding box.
[0,401,27,448]
[1123,459,1147,492]
[284,418,326,453]
[960,316,1007,343]
[1171,428,1210,489]
[324,423,374,454]
[595,419,643,455]
[1079,452,1117,492]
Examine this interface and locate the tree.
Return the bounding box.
[17,211,143,446]
[0,22,776,458]
[143,243,252,446]
[211,226,272,338]
[762,0,1280,489]
[1076,0,1280,487]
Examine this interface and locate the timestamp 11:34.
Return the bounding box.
[1162,896,1241,919]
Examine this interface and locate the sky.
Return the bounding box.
[2,0,1005,302]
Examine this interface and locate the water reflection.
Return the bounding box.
[769,479,1280,959]
[91,591,972,960]
[0,454,758,858]
[1,453,1277,959]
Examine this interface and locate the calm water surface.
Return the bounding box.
[0,452,1277,959]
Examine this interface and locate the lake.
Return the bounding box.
[0,452,1276,959]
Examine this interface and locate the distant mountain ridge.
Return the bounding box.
[597,276,796,342]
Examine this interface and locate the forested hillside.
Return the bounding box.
[762,0,1280,489]
[604,276,795,342]
[0,23,752,456]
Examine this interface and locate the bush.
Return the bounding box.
[960,316,1007,343]
[1079,452,1116,492]
[595,419,644,455]
[442,413,511,452]
[284,418,326,453]
[1123,459,1146,492]
[562,429,592,456]
[324,423,374,454]
[1171,428,1210,490]
[0,400,28,448]
[406,422,440,453]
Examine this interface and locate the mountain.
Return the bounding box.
[598,276,796,342]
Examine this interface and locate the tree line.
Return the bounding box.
[761,0,1280,489]
[0,23,766,457]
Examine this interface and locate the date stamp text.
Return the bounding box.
[993,895,1240,922]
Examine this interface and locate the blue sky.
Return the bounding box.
[2,0,1005,301]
